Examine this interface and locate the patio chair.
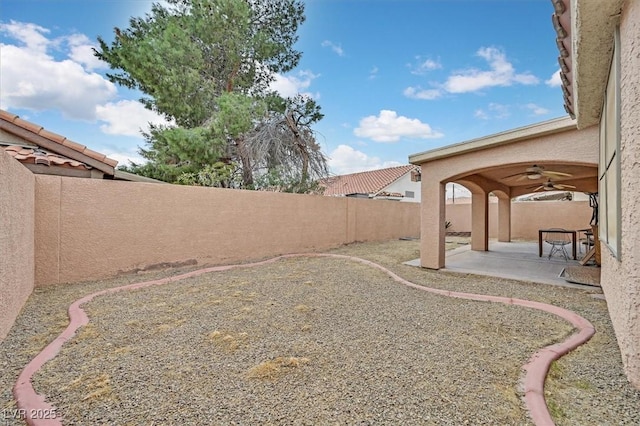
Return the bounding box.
[543,228,571,261]
[577,228,594,255]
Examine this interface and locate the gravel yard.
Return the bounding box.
[1,239,638,425]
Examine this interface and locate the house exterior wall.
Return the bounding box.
[600,0,640,389]
[0,152,34,340]
[33,176,420,286]
[445,201,592,239]
[382,173,421,202]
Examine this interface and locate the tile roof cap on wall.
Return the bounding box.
[0,110,118,172]
[322,165,418,197]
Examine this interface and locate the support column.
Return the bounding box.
[471,191,489,251]
[420,176,446,269]
[498,196,511,242]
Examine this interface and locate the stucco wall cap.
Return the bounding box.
[409,116,576,165]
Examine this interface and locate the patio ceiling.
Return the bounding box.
[410,117,599,199]
[453,161,598,198]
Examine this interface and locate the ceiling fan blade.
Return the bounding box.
[555,184,576,189]
[532,186,545,192]
[542,171,573,177]
[501,172,525,179]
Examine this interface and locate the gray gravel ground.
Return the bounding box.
[1,239,639,425]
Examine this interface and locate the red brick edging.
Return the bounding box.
[13,254,594,426]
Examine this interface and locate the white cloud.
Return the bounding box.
[403,86,442,100]
[0,21,117,120]
[269,70,319,99]
[409,56,442,75]
[66,33,107,71]
[96,100,173,137]
[474,109,489,120]
[444,47,539,93]
[524,103,550,116]
[474,103,510,120]
[328,144,403,175]
[103,149,148,168]
[321,40,345,57]
[369,66,379,80]
[0,20,51,53]
[545,69,562,87]
[354,110,443,142]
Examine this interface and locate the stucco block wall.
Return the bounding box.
[34,176,420,286]
[445,201,592,239]
[600,0,640,389]
[351,198,420,241]
[0,152,35,340]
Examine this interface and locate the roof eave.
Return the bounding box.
[570,0,623,128]
[409,117,576,165]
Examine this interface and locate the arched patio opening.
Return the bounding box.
[411,117,598,270]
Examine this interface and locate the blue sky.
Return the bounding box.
[0,0,564,177]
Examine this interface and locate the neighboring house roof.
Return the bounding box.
[3,145,91,171]
[0,109,164,183]
[321,165,419,197]
[0,109,118,175]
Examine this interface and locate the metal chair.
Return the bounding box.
[543,228,571,261]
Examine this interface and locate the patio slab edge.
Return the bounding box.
[13,253,595,426]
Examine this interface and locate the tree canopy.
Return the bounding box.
[96,0,328,191]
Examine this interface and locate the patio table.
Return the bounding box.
[538,229,577,260]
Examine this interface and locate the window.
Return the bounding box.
[598,27,621,258]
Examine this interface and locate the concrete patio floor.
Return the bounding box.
[406,239,603,292]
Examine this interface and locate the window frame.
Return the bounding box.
[598,26,622,259]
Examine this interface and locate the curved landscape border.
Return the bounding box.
[13,253,595,426]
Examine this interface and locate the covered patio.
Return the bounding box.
[406,239,601,290]
[409,117,599,271]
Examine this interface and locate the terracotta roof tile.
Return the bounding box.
[322,165,418,197]
[38,128,68,144]
[14,117,43,134]
[0,109,118,170]
[0,110,19,122]
[60,138,87,152]
[3,145,91,170]
[82,148,107,162]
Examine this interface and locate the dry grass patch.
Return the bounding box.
[294,304,313,313]
[207,330,248,352]
[64,373,114,402]
[246,356,310,380]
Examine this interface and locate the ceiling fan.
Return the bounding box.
[502,164,572,181]
[528,179,576,192]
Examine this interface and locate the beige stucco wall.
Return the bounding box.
[0,152,35,340]
[34,176,420,286]
[600,0,640,389]
[446,201,593,239]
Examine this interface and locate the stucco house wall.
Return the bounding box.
[0,152,35,340]
[599,0,640,389]
[382,173,421,202]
